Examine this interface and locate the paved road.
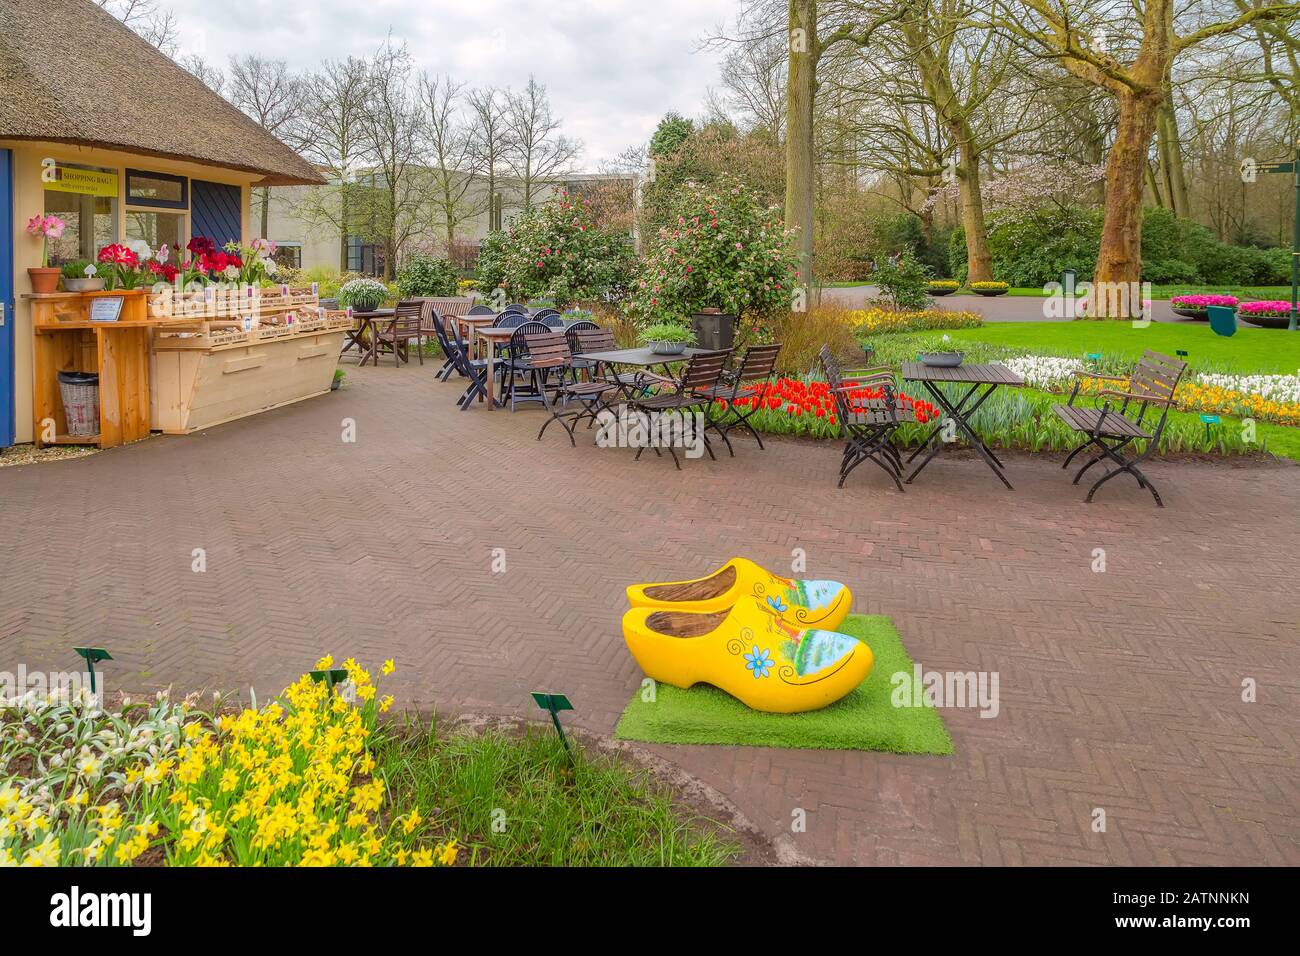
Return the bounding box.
[1,363,1296,865]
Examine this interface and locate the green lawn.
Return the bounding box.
[933,321,1300,375]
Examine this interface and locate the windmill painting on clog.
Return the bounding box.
[626,557,852,632]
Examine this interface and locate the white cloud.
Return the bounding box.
[170,0,736,166]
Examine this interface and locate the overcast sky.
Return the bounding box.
[170,0,737,168]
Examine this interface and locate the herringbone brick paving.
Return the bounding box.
[1,362,1296,865]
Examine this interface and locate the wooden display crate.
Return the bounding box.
[150,327,345,434]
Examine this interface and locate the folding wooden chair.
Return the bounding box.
[627,348,732,470]
[1052,349,1187,506]
[524,332,621,446]
[694,342,783,456]
[819,345,913,491]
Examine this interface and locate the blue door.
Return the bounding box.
[0,148,15,448]
[191,179,243,248]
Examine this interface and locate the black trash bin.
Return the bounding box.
[690,311,735,352]
[57,371,100,437]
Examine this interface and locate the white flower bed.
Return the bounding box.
[1194,373,1300,404]
[1002,355,1084,390]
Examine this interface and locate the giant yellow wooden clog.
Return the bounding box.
[626,557,852,632]
[622,596,873,713]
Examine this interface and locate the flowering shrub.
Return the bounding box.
[2,659,457,867]
[339,278,391,311]
[1169,294,1238,309]
[630,177,799,323]
[492,194,635,307]
[852,308,982,335]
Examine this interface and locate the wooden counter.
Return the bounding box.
[28,290,153,448]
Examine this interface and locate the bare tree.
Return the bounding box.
[355,39,425,278]
[418,73,484,255]
[503,77,582,210]
[298,57,372,271]
[98,0,177,54]
[226,55,310,239]
[466,87,512,230]
[178,54,225,95]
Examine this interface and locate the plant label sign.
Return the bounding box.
[88,296,124,322]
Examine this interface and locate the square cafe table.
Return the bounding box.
[577,346,709,400]
[901,361,1025,489]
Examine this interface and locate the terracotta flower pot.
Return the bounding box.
[28,267,60,294]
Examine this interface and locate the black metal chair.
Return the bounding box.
[504,320,552,410]
[428,311,461,382]
[440,314,490,409]
[819,345,913,491]
[505,303,530,314]
[626,348,733,470]
[467,304,495,316]
[694,342,783,456]
[1052,349,1187,506]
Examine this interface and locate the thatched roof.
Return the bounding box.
[0,0,325,185]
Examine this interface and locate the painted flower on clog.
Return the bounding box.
[744,646,773,679]
[766,595,788,613]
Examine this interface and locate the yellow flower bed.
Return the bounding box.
[969,281,1009,291]
[1076,377,1300,427]
[2,658,457,867]
[926,280,960,289]
[853,307,982,334]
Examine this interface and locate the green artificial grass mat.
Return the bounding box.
[614,615,954,755]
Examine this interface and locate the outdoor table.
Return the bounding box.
[475,326,519,408]
[578,346,709,401]
[901,361,1025,489]
[455,314,497,356]
[345,308,397,367]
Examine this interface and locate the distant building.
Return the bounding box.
[264,170,640,276]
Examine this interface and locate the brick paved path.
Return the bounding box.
[2,364,1296,865]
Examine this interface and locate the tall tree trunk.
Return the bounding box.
[1094,89,1162,312]
[1157,99,1190,218]
[785,0,817,296]
[339,185,350,273]
[259,186,270,240]
[957,147,992,282]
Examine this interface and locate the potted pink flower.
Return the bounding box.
[1238,300,1295,330]
[1169,294,1238,321]
[26,214,65,294]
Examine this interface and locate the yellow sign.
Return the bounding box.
[44,166,118,198]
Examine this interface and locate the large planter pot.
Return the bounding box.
[1240,312,1292,329]
[28,267,60,294]
[350,302,379,313]
[648,340,687,356]
[1171,307,1209,321]
[64,277,106,293]
[927,287,957,297]
[973,289,1008,297]
[690,311,735,351]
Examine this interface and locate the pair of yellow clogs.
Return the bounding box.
[622,558,873,714]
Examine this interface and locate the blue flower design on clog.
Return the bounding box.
[766,595,788,613]
[744,646,773,679]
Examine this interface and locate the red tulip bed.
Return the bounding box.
[712,377,941,441]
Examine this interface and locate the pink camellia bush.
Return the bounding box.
[1170,294,1238,309]
[629,176,800,324]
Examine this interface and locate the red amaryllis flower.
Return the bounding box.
[97,244,138,267]
[187,236,216,257]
